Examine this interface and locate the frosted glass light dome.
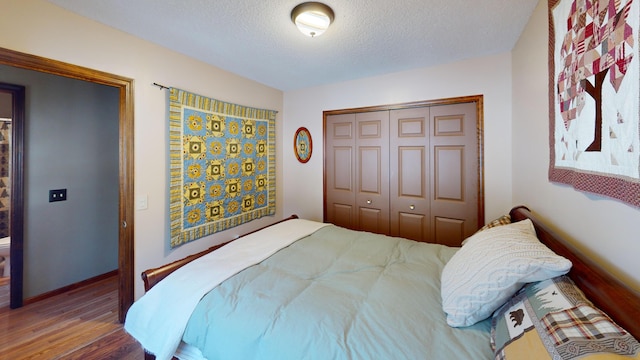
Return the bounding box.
[291,2,335,37]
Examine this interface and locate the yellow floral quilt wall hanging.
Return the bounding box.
[169,88,277,247]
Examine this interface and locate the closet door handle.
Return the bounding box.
[366,200,372,204]
[409,205,415,210]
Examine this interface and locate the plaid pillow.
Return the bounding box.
[491,276,640,360]
[462,215,511,246]
[480,214,511,231]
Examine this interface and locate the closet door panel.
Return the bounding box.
[398,212,427,242]
[434,146,464,200]
[333,147,353,190]
[331,203,354,229]
[325,114,357,229]
[429,103,479,245]
[359,147,381,193]
[390,108,430,241]
[434,216,465,246]
[355,111,389,235]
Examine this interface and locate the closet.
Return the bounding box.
[323,96,483,246]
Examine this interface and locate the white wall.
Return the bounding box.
[512,0,640,289]
[0,0,284,299]
[283,53,515,224]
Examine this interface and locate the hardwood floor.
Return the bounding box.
[0,275,144,359]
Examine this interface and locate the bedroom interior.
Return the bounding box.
[0,0,639,359]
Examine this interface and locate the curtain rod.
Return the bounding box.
[152,82,170,90]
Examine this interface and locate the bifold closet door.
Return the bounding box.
[429,102,479,246]
[355,111,389,235]
[389,107,430,241]
[390,103,479,245]
[326,101,479,244]
[325,113,357,229]
[325,111,390,234]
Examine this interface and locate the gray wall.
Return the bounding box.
[0,64,119,298]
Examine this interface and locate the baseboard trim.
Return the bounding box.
[23,269,118,305]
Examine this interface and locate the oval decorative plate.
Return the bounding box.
[294,127,312,163]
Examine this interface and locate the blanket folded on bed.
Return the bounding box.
[123,218,329,360]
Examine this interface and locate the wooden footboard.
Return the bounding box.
[509,206,640,340]
[142,214,299,292]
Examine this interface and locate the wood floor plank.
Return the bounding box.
[61,328,142,360]
[0,275,144,359]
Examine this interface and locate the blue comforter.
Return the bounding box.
[183,225,491,359]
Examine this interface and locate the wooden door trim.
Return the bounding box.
[323,95,484,114]
[0,82,25,309]
[0,47,134,322]
[323,95,485,227]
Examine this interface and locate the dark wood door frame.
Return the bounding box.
[0,82,25,308]
[0,47,134,322]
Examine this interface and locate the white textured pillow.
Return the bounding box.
[441,219,572,327]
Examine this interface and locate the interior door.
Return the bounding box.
[324,114,357,229]
[429,102,479,246]
[355,111,389,234]
[389,107,430,241]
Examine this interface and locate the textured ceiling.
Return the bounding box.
[46,0,538,91]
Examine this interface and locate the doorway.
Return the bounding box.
[0,83,24,309]
[0,47,134,322]
[0,86,20,293]
[0,90,14,239]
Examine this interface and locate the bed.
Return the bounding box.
[125,206,640,360]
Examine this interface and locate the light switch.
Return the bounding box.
[49,189,67,202]
[136,195,148,210]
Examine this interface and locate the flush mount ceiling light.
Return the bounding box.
[291,2,335,37]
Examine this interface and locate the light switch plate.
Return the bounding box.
[49,189,67,202]
[136,195,148,210]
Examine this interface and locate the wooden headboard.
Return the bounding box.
[509,206,640,339]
